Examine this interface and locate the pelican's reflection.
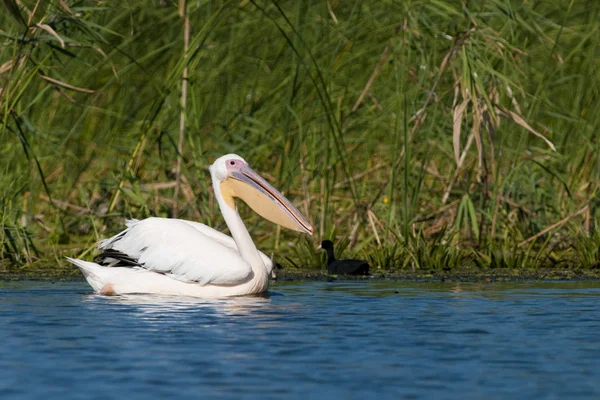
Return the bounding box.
[83,291,277,321]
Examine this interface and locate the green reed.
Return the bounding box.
[1,0,599,272]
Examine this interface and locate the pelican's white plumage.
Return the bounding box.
[67,154,313,297]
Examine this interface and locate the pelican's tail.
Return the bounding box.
[66,257,107,292]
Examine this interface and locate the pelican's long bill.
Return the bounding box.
[220,164,313,235]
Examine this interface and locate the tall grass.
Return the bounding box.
[1,0,599,272]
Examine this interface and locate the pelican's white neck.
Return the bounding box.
[212,176,265,274]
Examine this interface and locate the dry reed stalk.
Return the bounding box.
[442,131,475,204]
[179,174,195,203]
[367,209,381,246]
[490,192,501,240]
[452,97,470,164]
[299,155,311,218]
[39,194,91,214]
[368,208,388,234]
[39,75,95,93]
[492,192,533,215]
[352,45,391,113]
[44,166,63,183]
[133,136,147,172]
[35,23,65,47]
[496,106,556,152]
[422,217,453,235]
[471,100,485,183]
[142,181,178,190]
[55,87,76,103]
[0,60,13,75]
[518,205,589,248]
[173,0,190,218]
[349,213,360,244]
[326,0,338,24]
[367,92,383,110]
[319,177,326,238]
[415,199,461,222]
[333,162,385,189]
[392,31,470,181]
[33,216,52,233]
[180,174,201,220]
[274,225,281,250]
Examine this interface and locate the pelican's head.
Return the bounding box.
[210,154,313,235]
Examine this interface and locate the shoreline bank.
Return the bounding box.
[2,267,600,282]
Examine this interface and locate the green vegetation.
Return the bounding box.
[1,0,599,276]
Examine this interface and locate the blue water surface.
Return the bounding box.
[0,280,599,399]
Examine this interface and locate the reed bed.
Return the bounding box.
[1,0,599,273]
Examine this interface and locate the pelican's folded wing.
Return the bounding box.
[175,219,273,273]
[97,218,252,285]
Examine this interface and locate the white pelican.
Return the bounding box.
[67,154,313,297]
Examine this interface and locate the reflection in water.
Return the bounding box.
[95,292,274,319]
[81,291,309,335]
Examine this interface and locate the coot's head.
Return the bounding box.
[319,240,334,250]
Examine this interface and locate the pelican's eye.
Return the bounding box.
[225,159,244,173]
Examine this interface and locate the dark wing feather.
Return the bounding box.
[94,248,143,268]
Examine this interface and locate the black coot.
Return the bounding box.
[319,240,370,275]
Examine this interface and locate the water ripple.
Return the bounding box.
[0,280,599,399]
